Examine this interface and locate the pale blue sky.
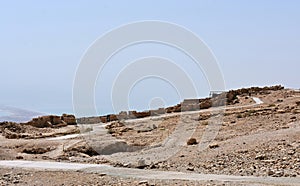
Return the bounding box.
[0,1,299,115]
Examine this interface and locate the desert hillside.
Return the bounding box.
[0,85,299,185]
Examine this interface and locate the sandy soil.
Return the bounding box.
[0,88,299,185]
[1,167,265,186]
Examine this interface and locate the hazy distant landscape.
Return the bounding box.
[1,86,300,185]
[1,1,299,185]
[0,106,43,123]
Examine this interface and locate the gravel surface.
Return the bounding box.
[0,88,299,185]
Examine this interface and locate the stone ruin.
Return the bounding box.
[76,85,284,124]
[25,114,76,128]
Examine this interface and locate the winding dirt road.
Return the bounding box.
[3,97,298,185]
[0,160,299,185]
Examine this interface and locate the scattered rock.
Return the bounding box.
[209,143,219,149]
[98,173,106,177]
[26,114,76,128]
[187,166,194,171]
[277,109,286,114]
[137,159,148,169]
[261,159,275,163]
[3,173,11,177]
[136,124,158,133]
[139,180,149,185]
[237,149,248,154]
[273,170,284,177]
[61,114,77,125]
[187,138,198,145]
[287,150,295,155]
[22,146,53,154]
[16,156,24,159]
[65,141,99,156]
[12,180,19,184]
[267,169,275,176]
[255,154,266,160]
[105,121,125,129]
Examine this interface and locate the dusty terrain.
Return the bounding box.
[0,86,299,185]
[0,167,258,186]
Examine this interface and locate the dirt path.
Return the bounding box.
[124,97,264,123]
[0,160,299,185]
[42,97,265,167]
[0,97,274,185]
[105,97,264,165]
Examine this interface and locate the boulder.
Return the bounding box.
[100,116,107,123]
[0,122,25,133]
[3,128,21,139]
[187,138,198,145]
[165,104,181,113]
[61,114,76,125]
[88,140,142,155]
[118,111,128,120]
[209,143,219,149]
[52,116,62,125]
[66,141,99,156]
[134,111,151,118]
[26,114,77,128]
[150,108,165,116]
[200,99,212,109]
[108,114,118,121]
[22,146,52,154]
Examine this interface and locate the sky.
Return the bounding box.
[0,0,299,116]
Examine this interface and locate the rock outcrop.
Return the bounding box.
[76,85,284,124]
[0,122,27,139]
[25,114,76,128]
[187,138,198,145]
[226,85,284,104]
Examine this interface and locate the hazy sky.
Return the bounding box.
[0,1,299,116]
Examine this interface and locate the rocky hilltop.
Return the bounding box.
[26,114,76,128]
[78,85,284,124]
[0,85,299,185]
[0,114,78,139]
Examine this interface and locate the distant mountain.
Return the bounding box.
[0,106,44,123]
